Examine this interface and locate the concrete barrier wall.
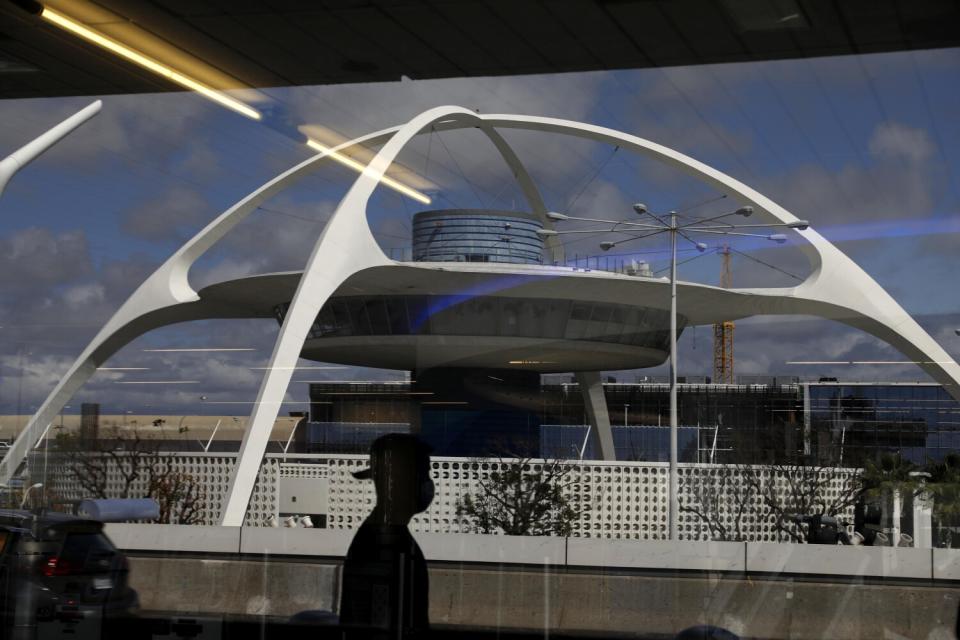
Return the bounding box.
[126,556,340,617]
[106,524,960,580]
[934,547,960,580]
[567,538,744,572]
[105,525,960,638]
[426,568,960,639]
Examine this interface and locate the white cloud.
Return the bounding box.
[0,353,73,410]
[0,228,92,291]
[868,122,936,164]
[62,283,106,309]
[758,124,939,225]
[121,186,210,241]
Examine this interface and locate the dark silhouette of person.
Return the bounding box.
[675,625,739,639]
[339,434,434,639]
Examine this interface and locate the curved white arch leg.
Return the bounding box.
[478,125,563,263]
[0,127,405,485]
[477,114,960,402]
[737,232,960,400]
[219,106,483,526]
[483,115,825,276]
[0,301,232,484]
[218,116,567,521]
[790,228,960,399]
[577,371,616,460]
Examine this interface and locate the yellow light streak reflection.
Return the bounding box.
[39,7,431,204]
[306,139,431,204]
[41,8,262,121]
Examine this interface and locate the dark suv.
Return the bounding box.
[0,510,138,639]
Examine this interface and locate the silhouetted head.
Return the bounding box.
[353,434,434,524]
[675,625,739,640]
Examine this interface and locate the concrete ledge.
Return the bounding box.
[746,542,931,579]
[428,567,960,639]
[933,548,960,581]
[105,523,241,554]
[104,525,960,584]
[239,526,352,557]
[104,526,960,638]
[127,556,339,617]
[416,531,566,565]
[567,538,743,572]
[120,557,960,637]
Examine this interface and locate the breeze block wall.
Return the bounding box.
[35,451,858,542]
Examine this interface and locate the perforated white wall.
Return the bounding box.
[32,451,277,526]
[317,457,856,542]
[36,451,856,541]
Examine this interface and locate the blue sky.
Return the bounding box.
[0,47,957,415]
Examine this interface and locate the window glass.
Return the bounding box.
[406,296,431,334]
[365,299,390,335]
[4,11,960,638]
[565,302,592,340]
[385,298,410,335]
[330,301,353,337]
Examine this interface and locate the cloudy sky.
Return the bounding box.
[0,47,957,416]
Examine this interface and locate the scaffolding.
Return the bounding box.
[713,244,735,384]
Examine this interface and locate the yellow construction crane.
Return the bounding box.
[713,244,735,384]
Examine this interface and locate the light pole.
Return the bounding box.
[668,210,679,540]
[20,482,43,509]
[539,204,808,540]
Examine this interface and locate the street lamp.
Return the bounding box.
[20,482,43,509]
[539,203,808,540]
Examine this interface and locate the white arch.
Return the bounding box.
[476,123,563,262]
[475,114,960,397]
[0,107,566,495]
[0,124,404,486]
[219,106,484,524]
[5,107,957,524]
[220,110,959,523]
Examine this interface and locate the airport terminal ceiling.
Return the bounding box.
[2,0,960,100]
